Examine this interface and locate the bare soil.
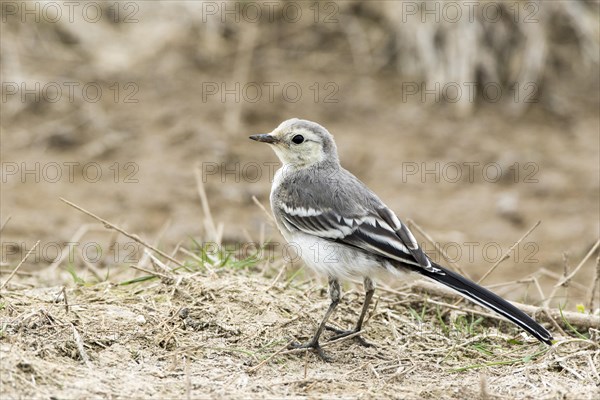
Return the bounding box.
[1,267,598,400]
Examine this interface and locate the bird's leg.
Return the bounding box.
[326,277,375,347]
[288,277,340,361]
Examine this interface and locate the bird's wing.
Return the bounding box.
[279,201,441,273]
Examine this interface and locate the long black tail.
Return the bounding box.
[417,262,553,345]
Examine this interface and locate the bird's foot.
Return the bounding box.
[325,326,373,347]
[287,340,333,362]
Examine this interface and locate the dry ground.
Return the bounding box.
[1,244,599,399]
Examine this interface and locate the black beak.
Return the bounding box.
[249,134,278,144]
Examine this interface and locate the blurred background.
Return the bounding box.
[1,1,599,307]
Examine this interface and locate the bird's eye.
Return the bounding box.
[291,134,304,144]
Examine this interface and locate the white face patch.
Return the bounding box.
[269,127,326,168]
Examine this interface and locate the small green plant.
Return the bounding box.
[452,345,550,372]
[559,303,588,340]
[188,238,264,271]
[453,314,484,337]
[435,306,450,335]
[119,275,157,286]
[65,262,86,286]
[408,301,428,323]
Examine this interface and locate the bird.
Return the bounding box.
[250,118,553,360]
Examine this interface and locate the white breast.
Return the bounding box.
[284,230,410,282]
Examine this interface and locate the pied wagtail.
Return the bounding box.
[250,118,553,360]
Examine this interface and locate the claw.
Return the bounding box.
[288,340,333,362]
[325,326,373,347]
[325,325,347,335]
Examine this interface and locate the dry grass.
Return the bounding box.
[1,265,598,399]
[1,197,599,399]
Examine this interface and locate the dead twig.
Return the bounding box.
[248,340,294,373]
[98,225,121,270]
[48,224,94,270]
[0,269,33,276]
[477,220,541,284]
[530,276,547,304]
[541,309,568,337]
[0,240,39,290]
[60,198,185,268]
[71,323,93,369]
[537,268,587,291]
[194,168,219,244]
[266,262,287,291]
[178,247,216,277]
[77,250,104,281]
[586,257,600,311]
[252,195,277,227]
[555,239,600,287]
[544,252,570,308]
[406,219,469,278]
[452,221,541,308]
[145,249,174,274]
[224,22,258,135]
[185,354,191,400]
[0,215,12,233]
[61,286,69,314]
[479,374,490,400]
[139,219,172,269]
[129,264,173,282]
[587,353,600,383]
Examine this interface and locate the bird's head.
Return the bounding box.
[250,118,339,169]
